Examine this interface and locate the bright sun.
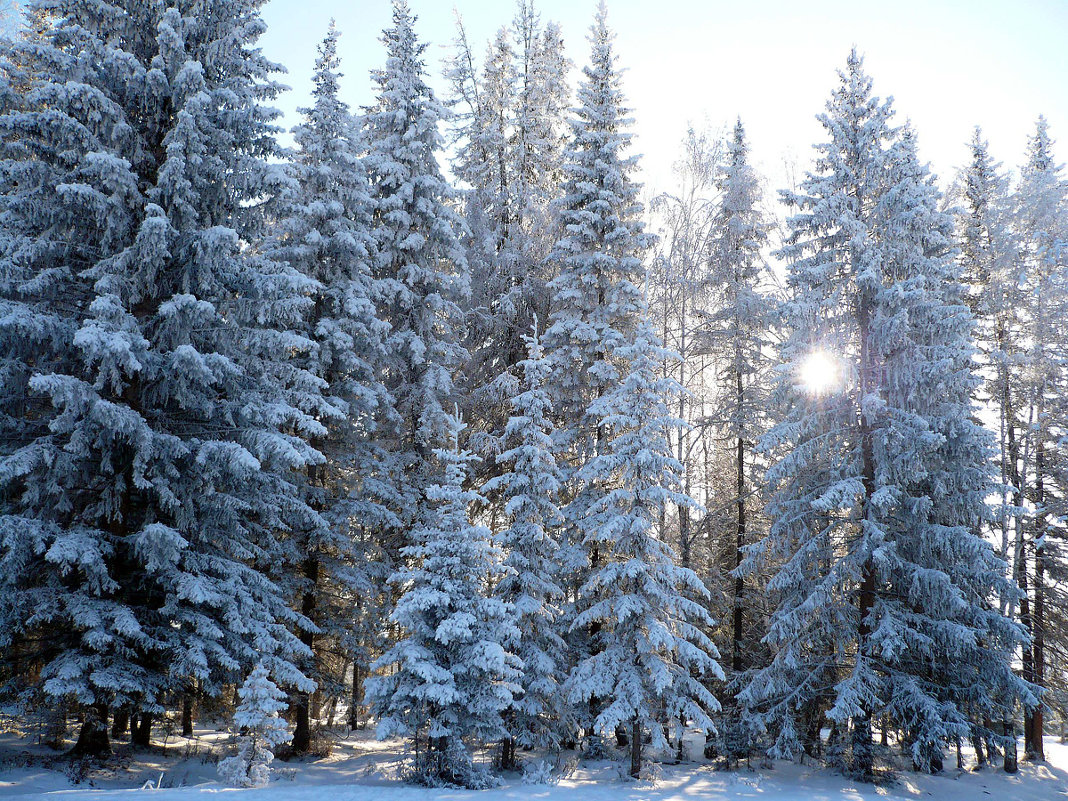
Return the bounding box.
[799,350,839,394]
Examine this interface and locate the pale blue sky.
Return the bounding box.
[262,0,1067,196]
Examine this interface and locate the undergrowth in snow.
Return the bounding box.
[1,725,1067,801]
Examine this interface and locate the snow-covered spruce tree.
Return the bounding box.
[951,128,1029,769]
[541,7,651,749]
[740,52,1031,779]
[0,0,316,755]
[513,6,571,264]
[703,118,777,761]
[362,0,469,559]
[217,664,291,788]
[447,21,522,443]
[482,321,567,767]
[448,22,516,277]
[267,22,395,754]
[366,416,519,788]
[953,128,1023,570]
[876,126,1032,772]
[568,318,722,778]
[447,1,572,480]
[1011,116,1068,761]
[544,2,648,449]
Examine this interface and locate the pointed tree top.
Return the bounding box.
[730,117,748,159]
[1026,115,1055,174]
[590,0,614,52]
[382,0,422,64]
[847,45,862,70]
[315,20,341,76]
[835,47,877,108]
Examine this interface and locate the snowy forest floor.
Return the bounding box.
[1,724,1067,801]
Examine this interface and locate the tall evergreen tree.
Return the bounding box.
[1011,117,1068,760]
[541,1,651,745]
[567,320,722,778]
[268,22,395,754]
[742,52,1031,778]
[447,21,523,442]
[707,119,775,670]
[447,1,571,476]
[954,128,1022,565]
[0,0,317,754]
[951,128,1028,769]
[513,8,571,260]
[703,118,777,760]
[362,0,469,561]
[483,321,567,766]
[539,6,721,769]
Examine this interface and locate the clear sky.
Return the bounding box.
[261,0,1066,197]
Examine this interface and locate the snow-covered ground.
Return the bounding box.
[2,726,1067,801]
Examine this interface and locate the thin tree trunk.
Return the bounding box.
[732,418,745,673]
[676,289,691,570]
[349,660,363,730]
[630,716,641,778]
[1030,385,1047,760]
[181,691,194,738]
[292,554,319,754]
[1017,516,1034,758]
[971,725,986,768]
[1006,394,1032,696]
[678,504,691,570]
[854,295,877,781]
[1000,360,1030,769]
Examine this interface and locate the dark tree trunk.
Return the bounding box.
[1031,428,1046,760]
[732,420,746,674]
[1018,539,1034,758]
[110,708,129,739]
[972,726,986,767]
[500,737,517,771]
[678,503,691,570]
[1003,717,1018,773]
[983,717,1000,762]
[853,301,877,782]
[181,692,194,738]
[630,716,641,778]
[70,703,111,758]
[325,692,339,728]
[291,554,320,755]
[132,712,153,749]
[1004,393,1035,762]
[349,660,363,730]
